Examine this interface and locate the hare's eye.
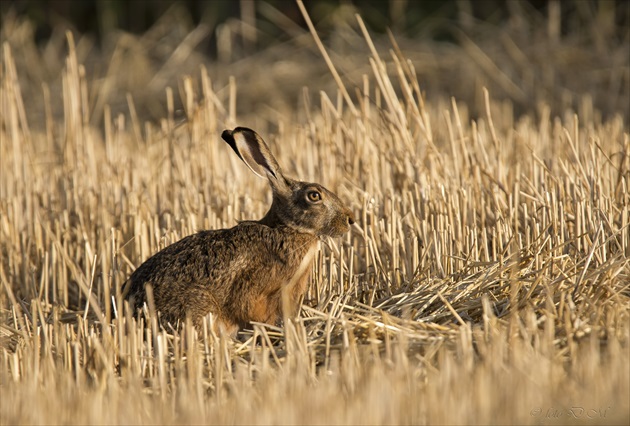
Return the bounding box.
[307,190,322,203]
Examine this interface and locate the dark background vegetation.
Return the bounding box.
[4,0,628,51]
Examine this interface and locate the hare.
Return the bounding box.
[122,127,355,335]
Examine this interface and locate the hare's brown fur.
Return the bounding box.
[123,127,354,335]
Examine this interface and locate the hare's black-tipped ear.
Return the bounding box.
[222,127,282,180]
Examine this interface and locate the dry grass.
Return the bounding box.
[1,5,629,425]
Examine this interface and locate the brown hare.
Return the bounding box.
[122,127,354,336]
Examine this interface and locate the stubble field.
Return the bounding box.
[1,3,629,424]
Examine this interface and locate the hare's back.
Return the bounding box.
[126,228,243,293]
[124,223,310,299]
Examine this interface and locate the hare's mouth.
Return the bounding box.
[321,225,351,239]
[331,230,348,238]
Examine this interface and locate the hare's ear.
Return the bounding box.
[222,128,290,190]
[222,128,280,178]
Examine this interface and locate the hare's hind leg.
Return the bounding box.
[215,318,240,338]
[249,289,282,326]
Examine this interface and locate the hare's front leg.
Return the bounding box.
[282,271,310,320]
[282,243,319,320]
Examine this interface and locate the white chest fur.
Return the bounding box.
[279,240,320,319]
[285,241,319,291]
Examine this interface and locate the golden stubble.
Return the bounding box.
[1,6,629,425]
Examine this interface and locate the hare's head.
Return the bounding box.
[221,127,354,238]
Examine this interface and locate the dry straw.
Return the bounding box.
[1,5,629,425]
